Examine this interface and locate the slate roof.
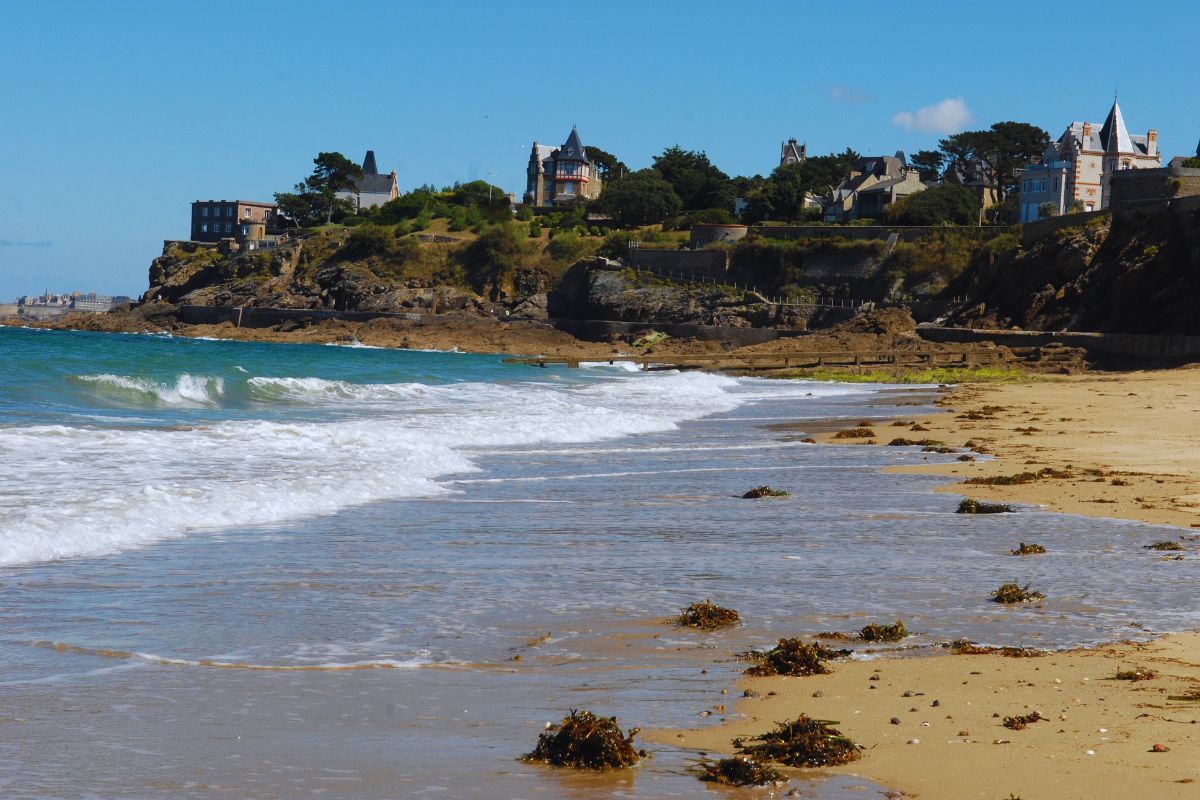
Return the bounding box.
[358,173,396,195]
[1059,101,1151,156]
[1099,100,1135,153]
[557,127,590,163]
[363,150,379,175]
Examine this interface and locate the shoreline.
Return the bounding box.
[650,369,1200,798]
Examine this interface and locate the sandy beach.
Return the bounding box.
[652,368,1200,799]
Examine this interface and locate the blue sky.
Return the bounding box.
[1,0,1197,299]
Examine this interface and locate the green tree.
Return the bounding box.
[651,146,735,211]
[940,122,1050,204]
[595,169,683,226]
[1038,202,1060,219]
[743,149,859,223]
[458,223,524,297]
[884,183,980,225]
[451,179,509,210]
[909,149,944,182]
[584,146,628,182]
[274,152,363,226]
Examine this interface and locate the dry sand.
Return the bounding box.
[651,369,1200,798]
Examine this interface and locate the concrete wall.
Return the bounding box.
[628,248,729,279]
[750,225,1010,243]
[918,325,1200,362]
[690,224,748,248]
[550,318,811,346]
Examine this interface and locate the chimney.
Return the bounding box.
[1146,129,1158,157]
[1081,122,1092,144]
[800,142,807,159]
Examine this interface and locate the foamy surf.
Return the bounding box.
[0,367,856,567]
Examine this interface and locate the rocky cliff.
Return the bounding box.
[945,207,1200,335]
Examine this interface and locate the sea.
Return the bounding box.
[0,326,1192,799]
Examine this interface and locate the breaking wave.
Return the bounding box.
[71,373,226,407]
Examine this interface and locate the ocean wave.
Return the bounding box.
[0,369,769,566]
[70,373,226,407]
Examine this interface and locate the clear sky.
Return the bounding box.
[1,0,1197,300]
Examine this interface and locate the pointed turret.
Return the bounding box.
[362,150,378,175]
[1099,100,1134,154]
[559,126,589,163]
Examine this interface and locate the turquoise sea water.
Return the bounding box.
[0,327,1193,799]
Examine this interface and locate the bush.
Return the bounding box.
[448,208,467,232]
[885,183,980,226]
[589,225,601,237]
[528,220,541,238]
[547,231,587,262]
[338,224,394,260]
[515,205,534,221]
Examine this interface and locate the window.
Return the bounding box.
[200,223,208,233]
[1053,178,1059,190]
[243,208,251,218]
[225,223,232,233]
[226,206,233,217]
[201,207,209,217]
[1041,179,1047,191]
[241,225,249,237]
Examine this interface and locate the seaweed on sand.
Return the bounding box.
[696,756,785,786]
[859,620,909,642]
[948,640,1044,657]
[887,437,947,447]
[992,581,1044,604]
[742,486,789,498]
[957,498,1016,514]
[1145,540,1184,551]
[1010,542,1047,556]
[677,600,740,630]
[742,638,848,676]
[523,709,646,769]
[1002,711,1044,730]
[832,427,875,439]
[733,715,862,768]
[1113,667,1156,681]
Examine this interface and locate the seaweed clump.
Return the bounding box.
[1113,667,1156,681]
[887,438,947,447]
[523,709,645,770]
[859,620,909,642]
[992,581,1044,604]
[734,715,862,767]
[1145,540,1184,551]
[1002,711,1044,730]
[677,600,740,630]
[1010,542,1047,556]
[832,427,875,439]
[743,638,848,676]
[743,486,789,499]
[948,640,1044,658]
[957,498,1016,514]
[696,756,785,787]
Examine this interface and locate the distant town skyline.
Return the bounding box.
[2,0,1198,299]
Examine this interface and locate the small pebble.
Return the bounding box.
[1099,728,1107,733]
[902,690,913,697]
[720,689,728,695]
[812,690,823,698]
[869,674,881,681]
[890,717,901,725]
[931,699,941,707]
[958,730,970,736]
[743,689,759,698]
[907,738,920,745]
[1151,743,1170,753]
[1086,749,1096,756]
[921,721,930,727]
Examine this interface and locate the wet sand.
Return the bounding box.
[655,367,1200,798]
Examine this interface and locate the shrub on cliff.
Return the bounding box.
[338,224,395,261]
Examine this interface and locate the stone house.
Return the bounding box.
[524,127,602,207]
[824,153,925,221]
[944,157,998,211]
[780,138,807,166]
[1018,99,1160,222]
[337,150,399,210]
[191,200,280,243]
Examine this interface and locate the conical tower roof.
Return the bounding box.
[363,150,378,175]
[558,127,590,163]
[1099,101,1134,154]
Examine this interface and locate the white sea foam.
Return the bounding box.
[71,374,226,407]
[0,370,867,567]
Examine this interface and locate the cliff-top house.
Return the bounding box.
[780,138,807,166]
[1018,99,1160,222]
[337,149,399,211]
[524,127,602,207]
[825,152,926,221]
[190,199,280,246]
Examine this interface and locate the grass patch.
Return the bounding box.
[676,600,740,630]
[957,498,1016,514]
[522,709,645,770]
[696,756,785,786]
[785,367,1027,385]
[1010,542,1046,556]
[742,485,789,498]
[992,581,1044,604]
[742,638,848,677]
[859,620,909,642]
[733,716,862,768]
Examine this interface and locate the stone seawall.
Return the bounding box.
[550,318,810,346]
[919,326,1200,362]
